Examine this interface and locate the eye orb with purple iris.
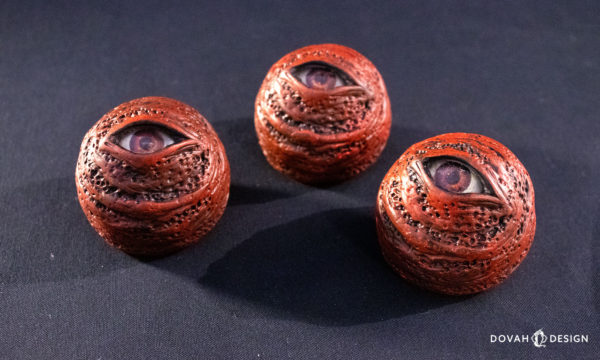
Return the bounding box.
[375,133,536,295]
[76,96,231,257]
[255,44,392,184]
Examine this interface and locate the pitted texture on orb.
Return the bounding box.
[255,44,391,184]
[375,133,536,295]
[75,97,230,257]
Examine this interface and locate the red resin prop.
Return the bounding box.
[255,44,391,184]
[76,97,230,257]
[375,133,536,295]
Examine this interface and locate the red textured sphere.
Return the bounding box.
[255,44,392,184]
[375,133,536,295]
[75,97,230,257]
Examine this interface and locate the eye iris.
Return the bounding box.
[306,67,337,90]
[434,162,471,193]
[129,129,164,154]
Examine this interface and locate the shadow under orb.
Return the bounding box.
[199,207,468,326]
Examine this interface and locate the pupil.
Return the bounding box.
[312,70,329,84]
[306,67,336,90]
[445,169,460,185]
[139,135,154,150]
[129,128,164,154]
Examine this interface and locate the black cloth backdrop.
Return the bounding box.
[1,1,598,359]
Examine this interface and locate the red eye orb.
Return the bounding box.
[76,96,231,257]
[129,129,164,154]
[376,133,536,295]
[255,44,391,184]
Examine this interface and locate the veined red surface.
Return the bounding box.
[255,44,391,184]
[376,133,536,295]
[76,97,230,257]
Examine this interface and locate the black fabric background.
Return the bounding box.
[1,1,598,359]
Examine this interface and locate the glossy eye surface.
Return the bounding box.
[113,124,183,154]
[425,158,487,194]
[291,62,355,90]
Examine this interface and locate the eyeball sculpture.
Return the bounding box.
[76,96,230,257]
[254,44,391,184]
[375,133,536,295]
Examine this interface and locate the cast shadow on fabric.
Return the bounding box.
[199,207,468,326]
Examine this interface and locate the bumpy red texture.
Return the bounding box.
[376,133,536,295]
[76,97,230,257]
[255,44,391,184]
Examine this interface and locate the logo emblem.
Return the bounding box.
[532,329,548,348]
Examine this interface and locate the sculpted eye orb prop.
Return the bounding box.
[75,97,230,257]
[255,44,392,184]
[375,133,536,295]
